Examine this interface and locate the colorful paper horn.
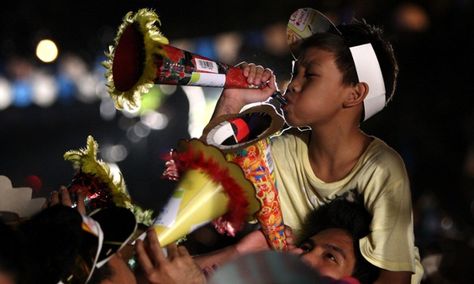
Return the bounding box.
[227,139,288,250]
[202,104,288,250]
[104,8,261,110]
[152,139,260,247]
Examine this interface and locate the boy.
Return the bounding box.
[212,18,422,283]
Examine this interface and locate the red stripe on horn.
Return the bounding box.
[230,118,250,142]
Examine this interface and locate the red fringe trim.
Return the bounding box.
[170,146,249,232]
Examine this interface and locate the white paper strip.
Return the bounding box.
[349,43,386,120]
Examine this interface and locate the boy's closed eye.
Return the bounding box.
[304,72,320,78]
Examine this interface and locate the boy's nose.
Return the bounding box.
[287,80,301,94]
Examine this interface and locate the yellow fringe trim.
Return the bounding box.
[103,8,169,110]
[64,135,154,225]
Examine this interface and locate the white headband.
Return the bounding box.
[349,43,386,120]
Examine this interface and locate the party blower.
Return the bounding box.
[201,102,288,250]
[103,8,285,110]
[64,135,154,226]
[151,139,260,247]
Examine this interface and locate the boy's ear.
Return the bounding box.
[343,82,368,108]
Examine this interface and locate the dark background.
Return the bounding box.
[1,0,473,280]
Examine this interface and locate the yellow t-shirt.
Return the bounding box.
[270,129,423,283]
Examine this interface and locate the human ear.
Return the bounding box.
[343,82,368,108]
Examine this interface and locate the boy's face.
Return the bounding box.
[283,47,353,127]
[297,228,356,279]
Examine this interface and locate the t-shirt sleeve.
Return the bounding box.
[359,156,416,273]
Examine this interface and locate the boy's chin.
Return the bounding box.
[283,116,299,128]
[285,119,311,130]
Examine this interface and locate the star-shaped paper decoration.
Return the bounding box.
[0,175,46,218]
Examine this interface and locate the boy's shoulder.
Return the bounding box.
[364,136,407,174]
[270,128,310,158]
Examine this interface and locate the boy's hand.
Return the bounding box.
[213,63,277,117]
[136,230,206,284]
[240,62,275,89]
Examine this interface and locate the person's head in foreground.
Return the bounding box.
[19,205,86,284]
[208,250,327,284]
[296,194,379,283]
[0,220,27,284]
[284,19,398,127]
[19,204,137,284]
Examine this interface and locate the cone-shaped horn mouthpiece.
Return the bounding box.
[202,103,285,153]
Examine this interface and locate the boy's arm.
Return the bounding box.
[211,63,277,119]
[360,155,420,282]
[375,270,411,284]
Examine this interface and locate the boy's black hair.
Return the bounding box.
[299,20,398,110]
[299,194,380,284]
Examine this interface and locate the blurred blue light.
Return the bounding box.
[12,80,32,107]
[194,37,217,60]
[245,31,265,48]
[57,74,76,103]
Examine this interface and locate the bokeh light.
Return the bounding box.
[141,110,169,130]
[12,80,33,107]
[103,144,128,162]
[25,175,43,192]
[36,39,59,63]
[0,77,12,110]
[140,86,162,113]
[100,97,117,120]
[32,73,58,107]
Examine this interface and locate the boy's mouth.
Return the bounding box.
[271,91,288,107]
[282,96,292,108]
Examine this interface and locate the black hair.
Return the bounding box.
[299,194,380,284]
[19,205,84,284]
[299,20,398,117]
[0,220,27,284]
